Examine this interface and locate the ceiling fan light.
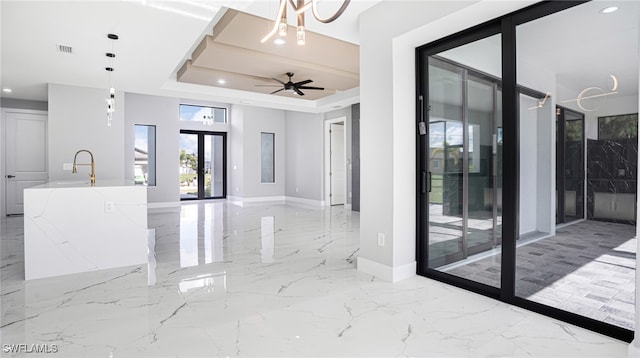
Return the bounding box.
[296,26,305,45]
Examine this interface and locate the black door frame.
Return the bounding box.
[180,130,227,200]
[556,105,586,224]
[416,0,632,342]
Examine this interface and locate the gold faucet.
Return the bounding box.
[72,150,95,184]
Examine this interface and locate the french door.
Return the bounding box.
[179,130,226,200]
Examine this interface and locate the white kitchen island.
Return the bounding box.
[23,181,147,280]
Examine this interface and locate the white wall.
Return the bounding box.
[48,84,125,182]
[284,111,323,201]
[359,0,537,280]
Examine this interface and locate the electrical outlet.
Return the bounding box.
[377,232,385,247]
[296,187,299,193]
[104,201,115,213]
[348,192,352,198]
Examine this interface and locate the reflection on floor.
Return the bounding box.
[447,220,636,329]
[0,203,628,357]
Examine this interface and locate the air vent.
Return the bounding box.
[57,44,73,54]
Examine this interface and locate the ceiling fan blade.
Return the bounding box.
[294,88,305,96]
[271,88,285,94]
[298,86,324,91]
[272,78,286,85]
[294,79,313,86]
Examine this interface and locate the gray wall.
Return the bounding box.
[231,105,286,199]
[229,105,244,198]
[48,84,125,182]
[285,111,323,201]
[124,93,180,203]
[0,98,48,111]
[124,93,230,204]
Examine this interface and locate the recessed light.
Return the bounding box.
[601,6,618,14]
[273,38,286,45]
[2,88,12,93]
[217,79,226,85]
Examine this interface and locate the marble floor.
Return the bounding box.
[0,201,629,357]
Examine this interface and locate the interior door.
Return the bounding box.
[5,110,48,215]
[330,123,346,205]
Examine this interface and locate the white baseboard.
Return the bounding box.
[357,257,416,282]
[629,340,640,358]
[285,196,325,207]
[227,196,286,207]
[147,202,181,209]
[345,204,352,210]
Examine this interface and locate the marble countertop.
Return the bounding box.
[28,180,140,189]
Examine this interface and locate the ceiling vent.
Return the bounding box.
[57,44,73,54]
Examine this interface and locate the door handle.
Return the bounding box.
[421,171,432,193]
[6,175,15,178]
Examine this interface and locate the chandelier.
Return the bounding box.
[261,0,350,45]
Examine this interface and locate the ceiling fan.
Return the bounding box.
[258,72,324,96]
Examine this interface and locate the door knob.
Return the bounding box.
[6,175,15,178]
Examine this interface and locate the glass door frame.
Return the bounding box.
[180,130,227,201]
[416,0,633,342]
[556,105,585,224]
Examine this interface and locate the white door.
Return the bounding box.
[5,110,48,215]
[330,123,345,205]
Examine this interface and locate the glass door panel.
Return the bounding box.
[180,133,199,199]
[423,34,502,287]
[427,58,465,268]
[466,76,497,256]
[563,108,584,223]
[205,134,225,198]
[180,131,226,200]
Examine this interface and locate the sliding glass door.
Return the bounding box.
[179,130,226,200]
[420,33,502,288]
[417,0,638,342]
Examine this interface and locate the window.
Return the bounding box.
[134,124,156,186]
[598,113,638,140]
[261,132,275,183]
[179,104,227,124]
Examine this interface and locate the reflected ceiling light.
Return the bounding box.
[273,38,286,45]
[217,79,226,85]
[601,6,618,14]
[561,75,619,112]
[2,88,12,93]
[261,0,351,45]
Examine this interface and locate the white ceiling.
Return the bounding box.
[0,0,381,112]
